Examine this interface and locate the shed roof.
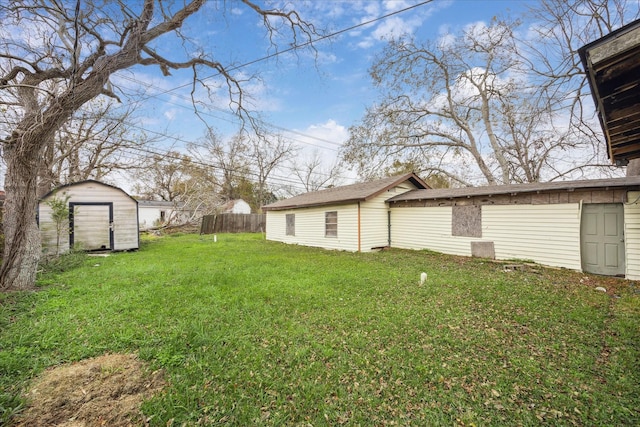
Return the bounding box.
[388,176,640,203]
[262,173,429,211]
[40,180,137,203]
[579,19,640,164]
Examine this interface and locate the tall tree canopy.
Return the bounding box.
[342,0,640,185]
[0,0,318,290]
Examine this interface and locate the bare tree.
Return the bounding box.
[249,132,297,210]
[189,129,252,204]
[133,151,219,225]
[342,18,602,186]
[37,99,145,196]
[289,149,345,194]
[524,0,640,176]
[133,152,195,202]
[0,0,318,290]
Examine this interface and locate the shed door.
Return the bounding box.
[70,203,114,251]
[581,203,625,276]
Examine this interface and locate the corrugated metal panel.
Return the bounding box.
[39,203,70,255]
[624,191,640,279]
[266,205,359,251]
[112,202,139,250]
[72,204,111,250]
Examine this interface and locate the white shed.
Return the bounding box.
[262,173,430,252]
[39,180,139,254]
[387,177,640,280]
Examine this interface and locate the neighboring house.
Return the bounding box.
[38,180,139,254]
[137,200,190,230]
[220,199,251,214]
[262,173,430,252]
[263,175,640,280]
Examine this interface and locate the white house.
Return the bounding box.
[137,200,190,230]
[220,199,251,214]
[264,175,640,280]
[262,173,430,252]
[38,180,139,254]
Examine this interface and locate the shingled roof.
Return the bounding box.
[262,173,429,211]
[387,176,640,203]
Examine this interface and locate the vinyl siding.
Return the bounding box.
[266,183,418,252]
[625,191,640,280]
[390,203,582,270]
[390,206,476,256]
[360,183,417,251]
[266,204,359,251]
[39,181,139,253]
[483,204,581,270]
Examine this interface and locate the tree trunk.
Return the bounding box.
[626,158,640,176]
[0,143,43,291]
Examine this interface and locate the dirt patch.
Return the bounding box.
[14,353,165,427]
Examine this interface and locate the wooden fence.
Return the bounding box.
[200,213,266,234]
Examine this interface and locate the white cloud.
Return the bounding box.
[164,109,178,121]
[303,119,349,145]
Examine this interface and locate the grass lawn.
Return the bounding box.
[1,233,639,426]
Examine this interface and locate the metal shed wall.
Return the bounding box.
[39,181,139,254]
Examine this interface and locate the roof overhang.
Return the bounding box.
[579,19,640,165]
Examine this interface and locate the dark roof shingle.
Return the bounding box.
[388,176,640,203]
[263,173,429,211]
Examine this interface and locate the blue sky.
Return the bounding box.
[122,0,535,166]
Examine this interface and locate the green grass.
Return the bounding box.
[1,233,639,426]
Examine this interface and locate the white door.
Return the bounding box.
[71,203,113,250]
[580,204,625,276]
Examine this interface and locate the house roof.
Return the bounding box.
[137,200,181,208]
[387,176,640,203]
[579,19,640,164]
[262,173,430,211]
[39,180,137,203]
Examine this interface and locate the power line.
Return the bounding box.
[110,1,435,149]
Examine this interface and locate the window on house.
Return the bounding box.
[160,210,166,221]
[286,214,295,236]
[325,211,338,238]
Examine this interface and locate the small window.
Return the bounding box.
[160,210,166,221]
[286,214,295,236]
[325,211,338,238]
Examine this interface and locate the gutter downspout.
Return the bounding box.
[358,202,361,252]
[388,210,391,247]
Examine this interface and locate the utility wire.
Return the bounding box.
[112,0,435,148]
